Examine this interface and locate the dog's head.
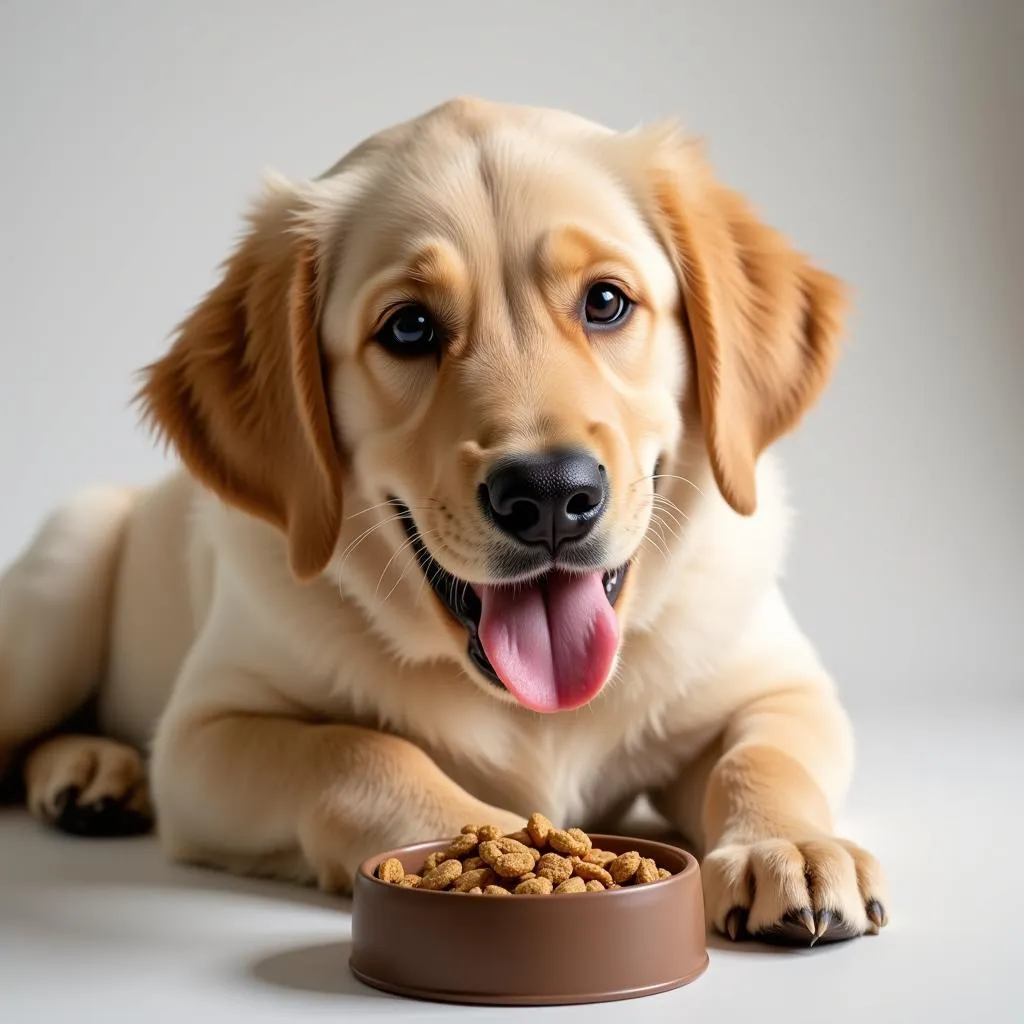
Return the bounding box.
[139,98,844,712]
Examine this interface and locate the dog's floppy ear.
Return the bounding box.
[137,178,343,580]
[646,132,846,514]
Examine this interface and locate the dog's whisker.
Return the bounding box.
[345,499,400,520]
[650,473,704,496]
[337,512,409,568]
[413,538,460,606]
[641,533,670,564]
[650,496,688,532]
[645,499,684,543]
[345,499,440,521]
[415,555,439,605]
[418,552,450,607]
[374,530,426,599]
[428,560,448,594]
[627,472,704,498]
[652,536,672,562]
[650,492,690,519]
[414,560,431,605]
[340,513,405,557]
[381,530,439,607]
[650,505,684,546]
[651,507,685,537]
[648,514,677,552]
[641,518,672,562]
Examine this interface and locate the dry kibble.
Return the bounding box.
[549,828,592,857]
[635,857,660,885]
[443,832,480,858]
[452,867,496,892]
[405,817,673,897]
[503,829,534,847]
[527,812,554,847]
[479,838,536,878]
[554,876,588,894]
[536,853,574,885]
[515,875,554,895]
[376,857,405,884]
[573,862,614,887]
[420,858,463,890]
[608,851,642,884]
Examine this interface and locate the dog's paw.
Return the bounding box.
[702,836,888,945]
[304,800,527,895]
[24,734,153,837]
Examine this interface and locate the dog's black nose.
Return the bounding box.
[483,450,607,552]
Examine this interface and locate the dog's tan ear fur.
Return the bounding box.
[646,133,846,514]
[137,181,343,580]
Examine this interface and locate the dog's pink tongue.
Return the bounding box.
[477,571,618,713]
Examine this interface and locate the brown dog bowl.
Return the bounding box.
[350,834,708,1005]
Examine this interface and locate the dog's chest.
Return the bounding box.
[412,684,712,827]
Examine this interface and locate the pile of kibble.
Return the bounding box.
[375,812,674,895]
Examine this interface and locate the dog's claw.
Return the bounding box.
[725,907,748,942]
[781,907,816,937]
[53,785,79,815]
[811,909,833,945]
[866,900,887,930]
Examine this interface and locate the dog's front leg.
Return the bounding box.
[151,706,524,893]
[656,684,889,945]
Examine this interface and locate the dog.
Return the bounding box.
[0,97,887,944]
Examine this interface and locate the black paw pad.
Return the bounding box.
[754,908,861,947]
[755,909,817,947]
[52,785,153,838]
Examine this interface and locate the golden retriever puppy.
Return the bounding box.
[0,97,887,944]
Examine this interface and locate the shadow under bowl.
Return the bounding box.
[350,833,708,1006]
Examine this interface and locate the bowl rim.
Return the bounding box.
[357,832,700,900]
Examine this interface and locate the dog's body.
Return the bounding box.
[0,98,886,944]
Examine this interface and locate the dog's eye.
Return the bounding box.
[583,282,631,327]
[375,304,440,356]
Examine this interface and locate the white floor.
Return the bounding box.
[1,706,1022,1024]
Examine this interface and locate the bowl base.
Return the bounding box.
[349,954,709,1006]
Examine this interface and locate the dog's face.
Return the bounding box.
[140,98,845,712]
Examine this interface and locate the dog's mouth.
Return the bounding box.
[392,500,628,713]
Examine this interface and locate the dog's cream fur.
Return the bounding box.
[0,98,887,943]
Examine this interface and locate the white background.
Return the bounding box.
[1,2,1022,1022]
